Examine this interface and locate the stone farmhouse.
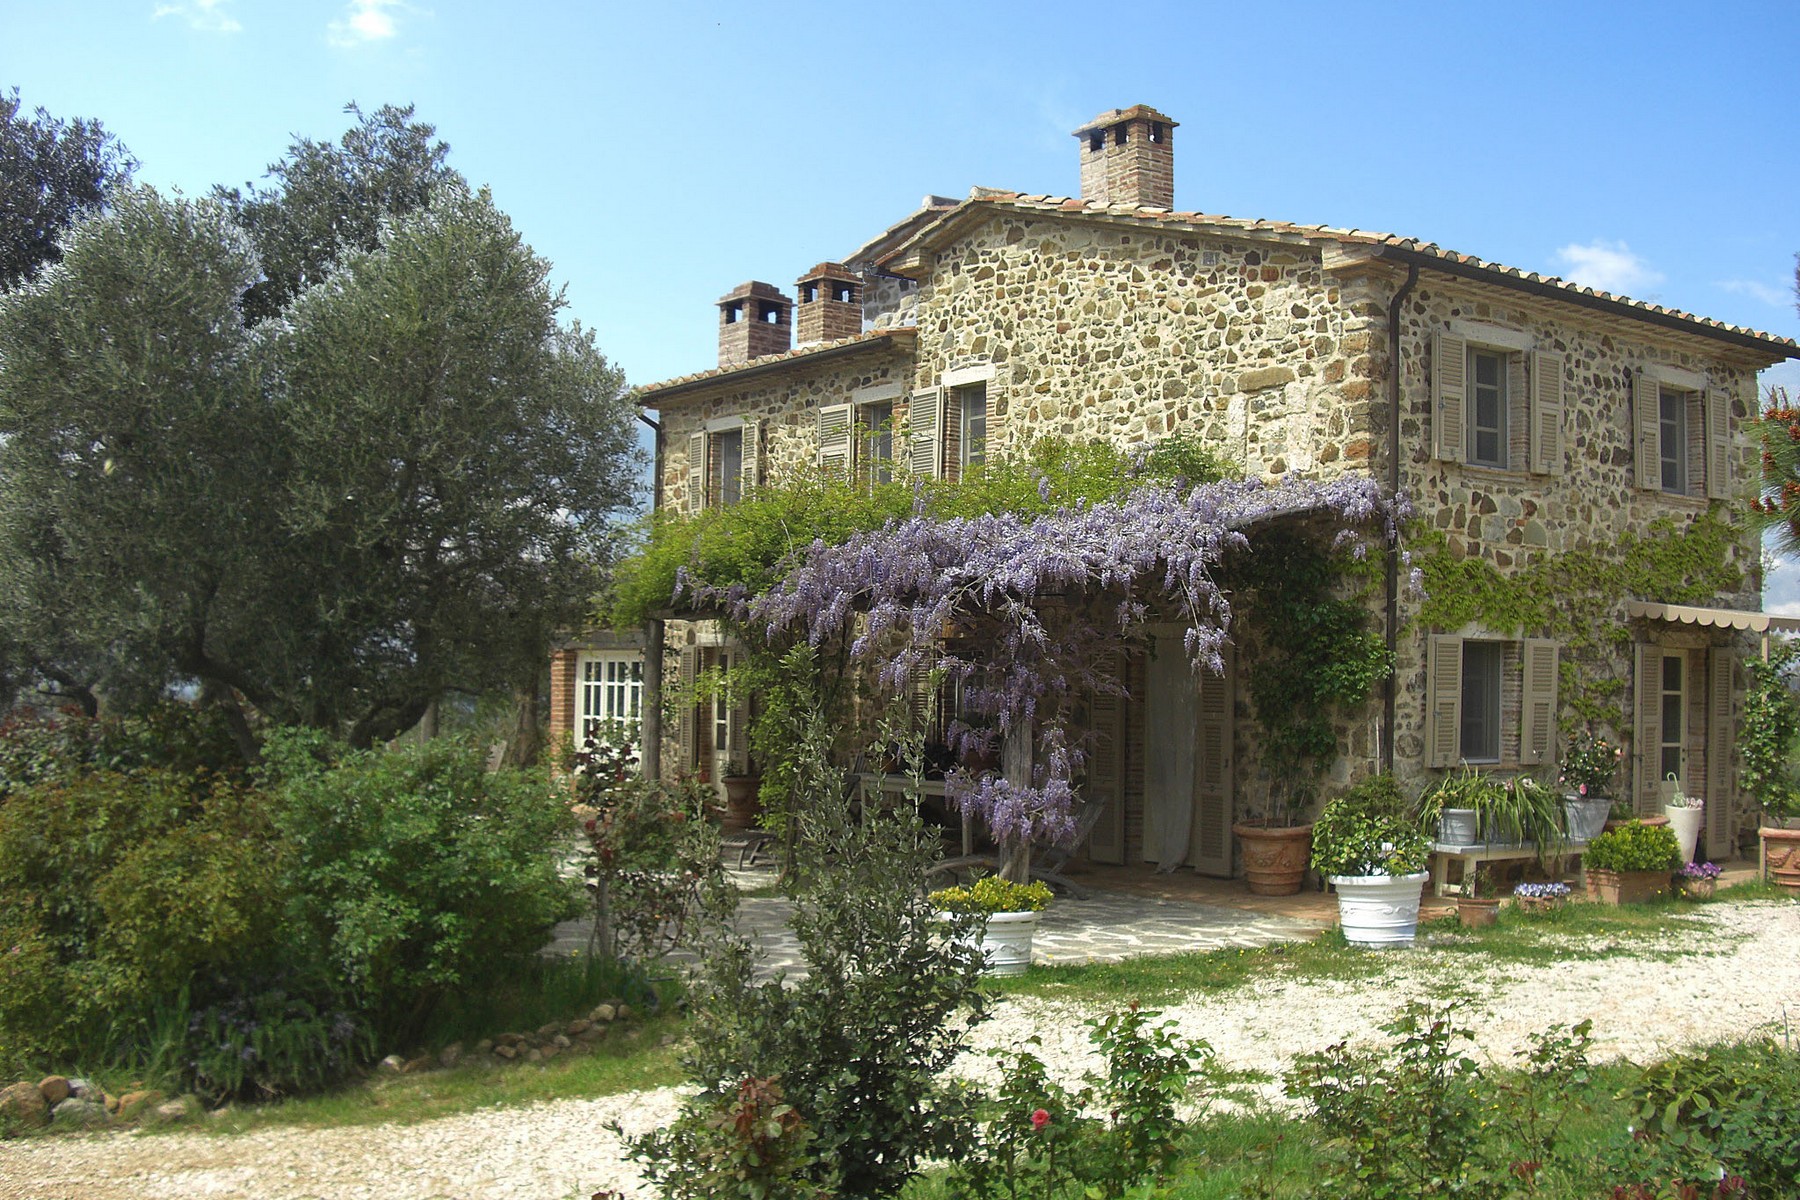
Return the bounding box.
[553,104,1798,875]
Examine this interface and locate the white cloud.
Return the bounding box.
[328,0,404,47]
[1552,239,1665,297]
[1719,278,1793,308]
[152,0,241,33]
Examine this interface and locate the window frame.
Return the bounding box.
[957,383,987,472]
[1458,640,1504,764]
[577,652,644,748]
[1466,348,1510,469]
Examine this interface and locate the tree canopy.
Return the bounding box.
[0,108,640,751]
[0,87,135,291]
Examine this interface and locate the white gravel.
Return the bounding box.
[3,902,1795,1200]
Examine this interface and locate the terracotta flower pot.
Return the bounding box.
[1231,821,1314,896]
[721,775,762,832]
[1457,896,1501,927]
[1585,867,1670,905]
[1761,826,1800,896]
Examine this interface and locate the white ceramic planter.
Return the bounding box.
[1329,872,1429,948]
[1665,804,1703,864]
[977,910,1038,976]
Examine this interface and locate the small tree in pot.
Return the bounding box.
[1310,774,1431,947]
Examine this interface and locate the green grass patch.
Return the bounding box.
[164,1012,688,1136]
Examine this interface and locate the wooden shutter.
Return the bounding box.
[1426,634,1463,769]
[1705,389,1731,500]
[908,387,943,479]
[1432,332,1467,463]
[1520,639,1559,765]
[676,644,698,771]
[1191,645,1234,877]
[1508,350,1529,470]
[1084,659,1126,865]
[1706,648,1734,856]
[740,419,761,497]
[685,432,708,515]
[1633,372,1660,491]
[817,403,853,474]
[1634,642,1663,815]
[1531,351,1564,476]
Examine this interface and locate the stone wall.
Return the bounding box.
[902,211,1384,482]
[655,346,915,511]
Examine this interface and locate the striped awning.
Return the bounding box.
[1624,600,1800,633]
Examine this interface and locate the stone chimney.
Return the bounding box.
[718,281,793,367]
[795,263,862,346]
[1072,105,1177,209]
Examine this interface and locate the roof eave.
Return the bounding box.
[1370,245,1797,361]
[636,329,918,403]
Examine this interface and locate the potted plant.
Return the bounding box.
[1741,644,1800,895]
[1486,776,1569,859]
[1232,781,1316,897]
[1309,774,1431,948]
[1422,766,1490,846]
[1676,861,1722,900]
[928,875,1054,976]
[1559,730,1621,841]
[1456,866,1501,928]
[720,754,763,832]
[1513,880,1571,914]
[1583,820,1680,905]
[1663,781,1704,865]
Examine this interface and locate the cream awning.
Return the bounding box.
[1624,600,1800,633]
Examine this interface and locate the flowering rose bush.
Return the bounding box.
[1560,731,1623,797]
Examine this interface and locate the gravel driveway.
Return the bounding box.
[3,902,1795,1200]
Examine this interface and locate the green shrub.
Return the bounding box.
[1310,774,1429,878]
[927,876,1053,914]
[1611,1039,1800,1196]
[1585,821,1682,873]
[259,730,581,1047]
[643,719,988,1198]
[181,980,372,1104]
[0,767,282,1069]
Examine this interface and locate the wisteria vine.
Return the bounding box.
[680,475,1411,848]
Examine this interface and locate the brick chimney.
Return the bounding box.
[795,263,862,346]
[718,281,793,367]
[1072,105,1177,209]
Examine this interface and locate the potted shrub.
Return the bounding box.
[928,875,1054,976]
[1741,644,1800,895]
[1583,821,1680,905]
[1309,774,1431,948]
[1559,730,1621,841]
[1676,861,1722,900]
[1231,782,1315,897]
[1663,782,1703,865]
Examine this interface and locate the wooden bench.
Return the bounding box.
[1429,840,1587,897]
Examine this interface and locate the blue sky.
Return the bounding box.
[5,0,1798,587]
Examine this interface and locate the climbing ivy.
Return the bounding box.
[1412,507,1746,730]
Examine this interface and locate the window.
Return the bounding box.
[1659,651,1684,785]
[1467,349,1508,468]
[1660,386,1690,494]
[861,401,893,484]
[1426,634,1558,769]
[1433,332,1562,474]
[687,422,758,514]
[1634,371,1730,499]
[1459,641,1503,762]
[958,383,987,471]
[578,653,643,745]
[715,427,743,507]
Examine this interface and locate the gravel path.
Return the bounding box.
[4,902,1795,1200]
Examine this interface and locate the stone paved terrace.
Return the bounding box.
[545,860,1423,982]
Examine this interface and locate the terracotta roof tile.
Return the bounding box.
[636,328,917,397]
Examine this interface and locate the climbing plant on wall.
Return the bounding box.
[1412,507,1746,731]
